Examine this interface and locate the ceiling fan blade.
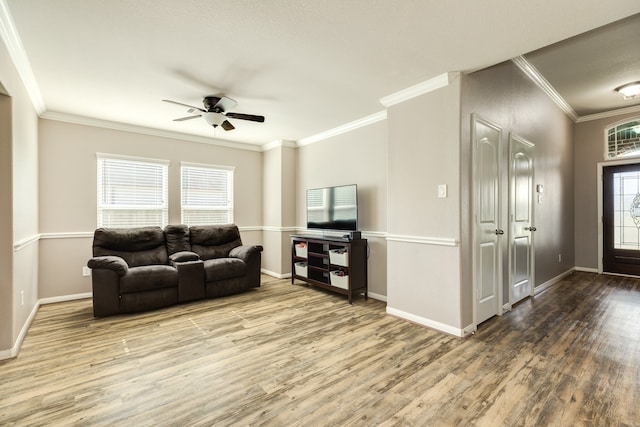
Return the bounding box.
[173,115,202,122]
[162,99,206,113]
[225,112,265,123]
[221,120,235,131]
[213,96,238,112]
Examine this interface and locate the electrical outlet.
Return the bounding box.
[21,290,24,306]
[82,266,92,277]
[558,253,562,263]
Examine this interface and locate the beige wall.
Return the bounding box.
[297,119,388,297]
[386,77,463,330]
[0,93,13,352]
[0,35,40,357]
[261,143,297,276]
[38,119,263,298]
[574,111,640,270]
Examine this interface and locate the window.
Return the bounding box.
[97,154,168,228]
[607,118,640,158]
[181,163,234,225]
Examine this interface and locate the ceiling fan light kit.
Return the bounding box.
[163,96,265,131]
[615,81,640,100]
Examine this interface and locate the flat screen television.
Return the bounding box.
[306,184,358,232]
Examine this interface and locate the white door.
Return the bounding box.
[509,134,535,305]
[472,115,503,324]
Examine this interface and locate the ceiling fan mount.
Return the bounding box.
[163,95,265,131]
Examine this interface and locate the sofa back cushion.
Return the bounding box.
[93,226,168,267]
[190,224,242,260]
[164,224,191,255]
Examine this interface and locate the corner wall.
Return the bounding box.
[385,76,463,332]
[262,143,297,277]
[0,34,39,358]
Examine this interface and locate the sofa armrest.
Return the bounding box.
[229,245,264,263]
[169,251,200,264]
[87,256,129,277]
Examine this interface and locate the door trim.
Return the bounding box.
[597,158,640,274]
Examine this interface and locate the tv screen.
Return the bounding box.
[306,184,358,231]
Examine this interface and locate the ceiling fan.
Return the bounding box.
[163,96,265,131]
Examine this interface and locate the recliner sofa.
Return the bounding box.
[87,224,263,317]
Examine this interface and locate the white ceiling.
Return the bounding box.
[4,0,640,148]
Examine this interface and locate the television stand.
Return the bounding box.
[291,234,368,303]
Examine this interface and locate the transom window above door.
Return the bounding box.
[607,118,640,159]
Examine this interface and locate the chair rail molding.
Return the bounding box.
[386,234,459,247]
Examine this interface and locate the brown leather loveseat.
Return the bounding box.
[87,224,263,317]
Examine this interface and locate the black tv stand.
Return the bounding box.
[291,234,367,303]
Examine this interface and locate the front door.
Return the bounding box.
[603,163,640,275]
[472,115,503,324]
[509,134,535,304]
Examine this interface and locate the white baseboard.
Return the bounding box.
[386,306,467,337]
[535,267,575,295]
[0,301,40,361]
[574,266,598,273]
[261,269,290,279]
[367,291,387,302]
[39,292,92,305]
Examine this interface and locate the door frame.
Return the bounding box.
[471,113,504,329]
[598,158,640,274]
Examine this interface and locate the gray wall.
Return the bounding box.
[574,111,640,270]
[461,61,575,319]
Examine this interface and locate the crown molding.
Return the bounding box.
[41,111,263,152]
[261,139,298,151]
[512,56,579,122]
[297,110,387,146]
[380,72,460,107]
[576,104,640,123]
[0,0,45,114]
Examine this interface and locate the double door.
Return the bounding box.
[472,115,535,325]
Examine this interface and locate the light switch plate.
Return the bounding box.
[438,184,447,198]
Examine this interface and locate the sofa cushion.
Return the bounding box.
[164,224,191,255]
[93,227,168,267]
[120,265,178,293]
[202,258,246,282]
[190,225,243,260]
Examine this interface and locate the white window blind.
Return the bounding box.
[181,163,234,225]
[97,154,169,228]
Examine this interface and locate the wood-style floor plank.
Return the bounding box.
[1,272,639,426]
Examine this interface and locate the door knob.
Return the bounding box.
[525,226,537,231]
[494,229,505,235]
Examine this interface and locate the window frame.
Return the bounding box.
[96,153,169,228]
[180,162,235,226]
[605,117,640,160]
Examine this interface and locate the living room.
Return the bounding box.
[2,0,640,411]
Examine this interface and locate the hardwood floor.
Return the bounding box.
[1,272,639,426]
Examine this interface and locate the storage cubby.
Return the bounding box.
[291,234,368,303]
